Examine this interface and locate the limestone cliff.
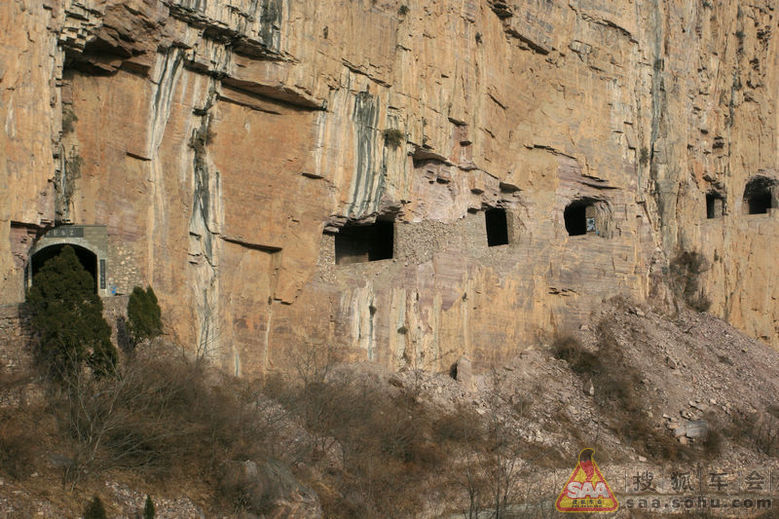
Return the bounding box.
[1,0,776,374]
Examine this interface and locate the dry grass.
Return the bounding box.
[724,408,778,457]
[0,351,293,517]
[0,410,42,480]
[53,355,276,485]
[269,372,450,517]
[2,345,495,517]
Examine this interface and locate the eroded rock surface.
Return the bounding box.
[1,0,777,374]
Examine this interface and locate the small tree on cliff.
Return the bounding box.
[26,245,116,379]
[143,495,155,519]
[127,285,163,346]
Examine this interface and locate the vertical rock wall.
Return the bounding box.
[0,0,776,373]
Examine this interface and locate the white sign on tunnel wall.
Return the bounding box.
[47,226,85,238]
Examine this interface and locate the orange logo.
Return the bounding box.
[555,448,619,513]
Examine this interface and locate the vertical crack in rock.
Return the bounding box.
[647,0,671,250]
[351,289,377,361]
[148,46,222,360]
[259,0,283,52]
[188,81,222,359]
[143,48,225,360]
[262,252,283,371]
[150,49,185,154]
[55,145,82,224]
[367,299,376,361]
[347,91,383,218]
[147,48,185,279]
[190,107,218,262]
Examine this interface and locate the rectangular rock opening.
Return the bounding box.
[743,176,776,215]
[706,193,724,219]
[335,220,394,265]
[485,208,509,246]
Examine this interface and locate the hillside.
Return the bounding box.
[1,299,776,517]
[0,0,777,375]
[0,1,777,516]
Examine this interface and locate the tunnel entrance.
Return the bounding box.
[335,219,395,265]
[564,198,611,237]
[25,225,109,296]
[743,177,775,215]
[30,244,98,292]
[564,199,597,236]
[564,202,588,236]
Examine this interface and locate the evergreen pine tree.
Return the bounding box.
[84,495,107,519]
[26,246,116,379]
[127,286,163,345]
[143,495,155,519]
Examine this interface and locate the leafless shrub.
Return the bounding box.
[433,405,484,443]
[0,410,40,480]
[551,335,598,374]
[383,128,405,149]
[53,353,280,488]
[447,371,538,519]
[553,327,694,462]
[725,409,778,457]
[216,460,275,516]
[268,343,467,518]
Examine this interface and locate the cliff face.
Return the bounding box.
[1,0,776,373]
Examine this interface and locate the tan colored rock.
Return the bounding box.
[0,0,776,376]
[454,355,475,393]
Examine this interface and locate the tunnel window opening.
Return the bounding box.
[564,199,597,236]
[706,192,725,219]
[743,177,774,215]
[485,208,509,246]
[30,244,98,292]
[335,220,394,265]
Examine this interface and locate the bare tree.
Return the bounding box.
[458,370,527,519]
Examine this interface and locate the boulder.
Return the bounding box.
[453,356,475,393]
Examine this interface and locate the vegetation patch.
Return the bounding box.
[639,146,650,165]
[84,496,107,519]
[670,251,711,312]
[553,326,693,461]
[25,245,116,379]
[383,128,405,149]
[127,285,163,346]
[62,105,78,134]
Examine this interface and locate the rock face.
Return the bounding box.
[0,0,776,374]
